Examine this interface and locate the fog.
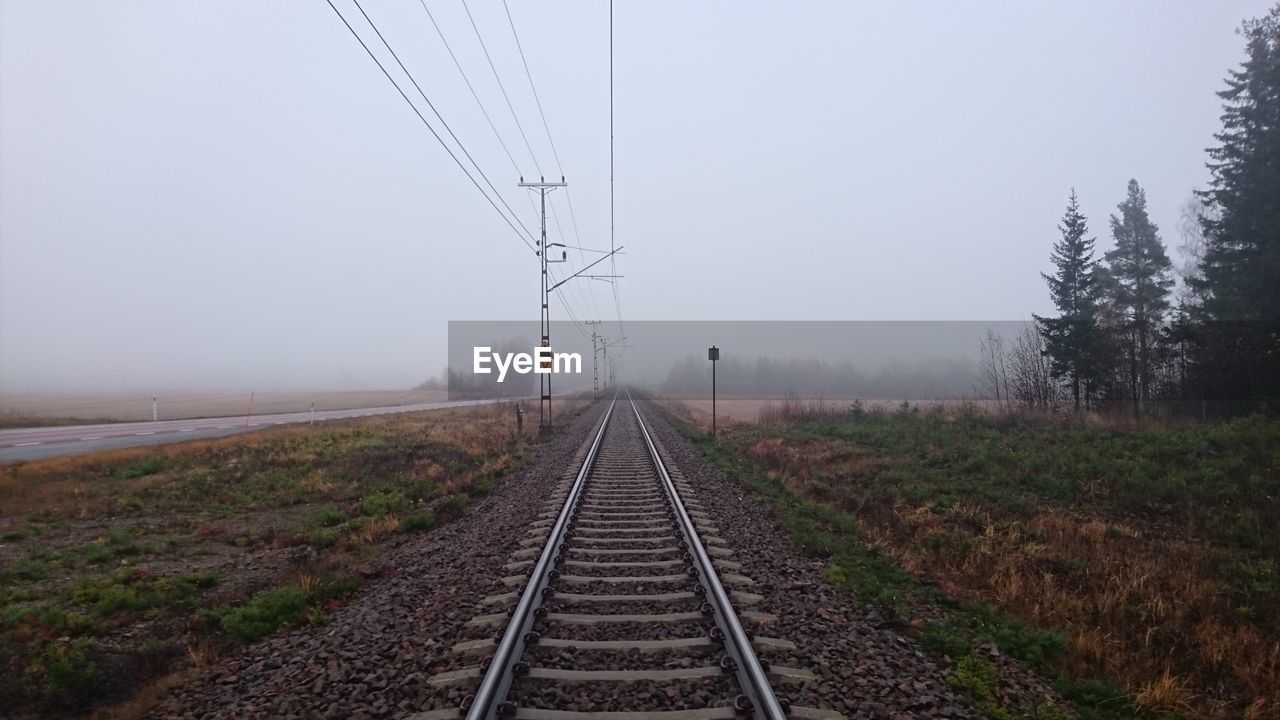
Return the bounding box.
[0,1,1269,392]
[446,321,1029,400]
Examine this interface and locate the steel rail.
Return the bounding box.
[465,394,619,720]
[627,392,787,720]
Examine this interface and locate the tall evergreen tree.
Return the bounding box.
[1194,4,1280,408]
[1035,190,1100,411]
[1102,179,1174,414]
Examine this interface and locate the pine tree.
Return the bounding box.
[1194,4,1280,408]
[1102,179,1174,414]
[1035,190,1100,411]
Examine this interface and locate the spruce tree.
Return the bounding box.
[1102,179,1174,414]
[1194,4,1280,408]
[1035,190,1100,411]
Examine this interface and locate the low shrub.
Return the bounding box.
[397,512,436,533]
[208,586,308,644]
[358,490,409,518]
[41,638,100,702]
[308,506,345,528]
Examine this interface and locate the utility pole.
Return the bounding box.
[519,175,567,430]
[585,321,602,399]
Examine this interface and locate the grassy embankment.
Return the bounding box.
[0,399,582,718]
[661,398,1279,720]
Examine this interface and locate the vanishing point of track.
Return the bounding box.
[426,393,839,720]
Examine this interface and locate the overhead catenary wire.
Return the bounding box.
[415,0,521,177]
[413,0,543,232]
[324,0,537,255]
[460,0,544,176]
[347,0,538,249]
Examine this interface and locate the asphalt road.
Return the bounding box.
[0,399,503,463]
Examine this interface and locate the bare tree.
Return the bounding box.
[978,329,1011,411]
[1009,324,1061,410]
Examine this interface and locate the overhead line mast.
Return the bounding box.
[520,175,567,430]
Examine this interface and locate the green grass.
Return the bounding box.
[205,576,357,644]
[780,410,1280,551]
[358,489,410,517]
[1,526,174,582]
[0,569,217,706]
[69,570,216,618]
[1052,677,1140,720]
[206,586,308,644]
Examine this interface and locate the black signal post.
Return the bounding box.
[708,345,719,438]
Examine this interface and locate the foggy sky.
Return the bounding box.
[1,1,1270,392]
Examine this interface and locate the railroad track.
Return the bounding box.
[427,393,840,720]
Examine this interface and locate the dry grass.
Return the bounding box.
[0,402,533,520]
[710,399,1280,719]
[0,397,586,718]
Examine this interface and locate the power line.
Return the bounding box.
[324,0,536,254]
[415,0,522,177]
[414,0,543,234]
[348,0,538,249]
[460,0,543,176]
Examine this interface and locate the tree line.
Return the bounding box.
[1001,5,1279,417]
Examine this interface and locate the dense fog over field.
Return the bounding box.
[446,320,1029,399]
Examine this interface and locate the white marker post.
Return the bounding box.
[153,396,157,422]
[311,402,315,425]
